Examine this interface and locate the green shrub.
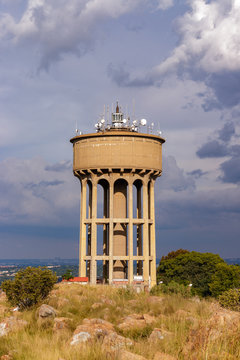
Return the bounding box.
[151,281,191,297]
[1,266,57,310]
[219,288,240,311]
[157,250,224,297]
[209,263,240,297]
[62,269,74,280]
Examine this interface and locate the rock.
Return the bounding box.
[153,352,177,360]
[142,314,156,324]
[118,313,156,330]
[147,296,163,305]
[53,317,70,332]
[148,328,173,342]
[102,332,133,350]
[208,305,240,328]
[38,304,56,318]
[0,317,28,337]
[149,328,164,342]
[70,318,115,346]
[70,331,91,345]
[0,322,7,337]
[57,297,69,307]
[1,355,12,360]
[91,302,102,309]
[118,350,147,360]
[100,296,116,306]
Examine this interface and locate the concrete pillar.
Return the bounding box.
[103,184,108,282]
[79,179,87,277]
[150,180,157,287]
[108,178,114,284]
[90,180,97,284]
[128,180,133,284]
[142,180,149,285]
[113,179,127,279]
[136,183,143,275]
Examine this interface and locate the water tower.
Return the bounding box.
[70,103,165,288]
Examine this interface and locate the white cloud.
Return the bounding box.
[0,0,174,69]
[156,0,173,10]
[152,0,240,76]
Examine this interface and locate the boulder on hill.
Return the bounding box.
[38,304,56,318]
[118,313,156,330]
[53,317,71,332]
[0,317,28,337]
[70,317,133,350]
[70,318,115,346]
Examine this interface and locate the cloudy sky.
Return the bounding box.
[0,0,240,259]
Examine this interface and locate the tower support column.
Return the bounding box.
[150,180,157,287]
[90,180,97,284]
[108,177,114,285]
[142,180,149,285]
[79,179,87,277]
[128,179,133,284]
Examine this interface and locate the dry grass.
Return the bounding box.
[0,284,240,359]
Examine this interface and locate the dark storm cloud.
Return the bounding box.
[107,63,155,87]
[25,180,64,190]
[219,157,240,184]
[187,169,208,179]
[203,72,240,110]
[218,121,235,142]
[25,180,65,199]
[196,140,228,158]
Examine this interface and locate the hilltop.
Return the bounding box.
[0,284,240,360]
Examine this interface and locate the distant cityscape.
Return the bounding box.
[0,257,239,285]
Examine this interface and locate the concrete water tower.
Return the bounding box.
[70,103,165,288]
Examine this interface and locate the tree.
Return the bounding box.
[1,267,57,310]
[209,263,240,297]
[157,250,224,297]
[62,269,74,280]
[160,249,189,262]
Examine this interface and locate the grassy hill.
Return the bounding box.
[0,284,240,360]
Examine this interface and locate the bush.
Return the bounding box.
[219,288,240,311]
[151,281,191,298]
[157,250,224,297]
[209,263,240,297]
[62,269,74,280]
[1,266,57,310]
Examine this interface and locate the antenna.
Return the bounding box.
[107,105,110,125]
[132,98,135,120]
[75,120,79,135]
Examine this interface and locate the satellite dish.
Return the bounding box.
[133,120,137,126]
[123,119,127,124]
[100,118,105,124]
[157,130,162,136]
[140,119,147,126]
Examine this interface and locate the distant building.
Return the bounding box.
[62,277,88,284]
[70,102,165,288]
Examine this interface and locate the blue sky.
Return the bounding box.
[0,0,240,259]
